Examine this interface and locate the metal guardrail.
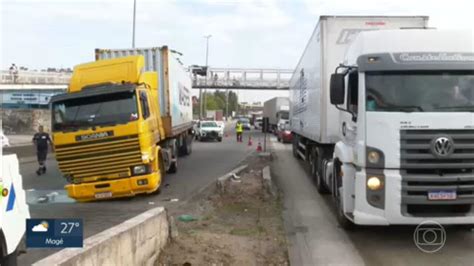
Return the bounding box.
[0,70,71,85]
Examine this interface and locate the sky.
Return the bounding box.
[1,0,473,102]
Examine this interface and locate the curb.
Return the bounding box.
[262,166,277,198]
[216,164,248,193]
[179,149,254,207]
[33,207,169,266]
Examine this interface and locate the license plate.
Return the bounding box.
[428,190,457,200]
[94,192,112,199]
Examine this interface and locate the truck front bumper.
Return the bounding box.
[65,172,160,202]
[352,169,474,225]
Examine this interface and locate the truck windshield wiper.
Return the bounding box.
[435,105,474,111]
[377,105,423,112]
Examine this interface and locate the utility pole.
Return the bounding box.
[132,0,137,48]
[201,35,212,119]
[225,89,229,120]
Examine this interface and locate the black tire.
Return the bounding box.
[168,143,178,174]
[179,134,193,156]
[333,162,354,230]
[218,137,223,142]
[292,134,300,159]
[312,148,330,194]
[1,249,18,266]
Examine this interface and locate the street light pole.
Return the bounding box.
[132,0,137,48]
[201,34,212,119]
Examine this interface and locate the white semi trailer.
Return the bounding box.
[290,15,474,228]
[263,97,289,132]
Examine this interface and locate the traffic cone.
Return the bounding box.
[256,142,262,152]
[248,136,253,146]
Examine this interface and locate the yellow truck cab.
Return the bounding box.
[51,49,193,201]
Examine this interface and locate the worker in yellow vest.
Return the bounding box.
[235,120,243,142]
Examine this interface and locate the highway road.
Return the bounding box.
[8,124,263,265]
[271,138,474,266]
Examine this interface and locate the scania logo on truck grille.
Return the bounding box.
[76,131,114,141]
[431,136,454,157]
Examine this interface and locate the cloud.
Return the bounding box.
[32,223,48,232]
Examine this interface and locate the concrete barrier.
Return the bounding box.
[33,207,169,266]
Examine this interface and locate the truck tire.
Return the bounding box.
[333,161,354,230]
[218,137,223,142]
[292,135,300,159]
[179,134,193,156]
[1,249,18,266]
[168,143,178,174]
[312,147,330,194]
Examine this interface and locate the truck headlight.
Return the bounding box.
[132,165,147,175]
[367,176,382,190]
[367,151,380,164]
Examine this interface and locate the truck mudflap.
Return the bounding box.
[65,172,160,202]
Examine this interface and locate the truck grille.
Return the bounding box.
[55,135,142,183]
[400,129,474,171]
[401,174,474,216]
[400,130,474,216]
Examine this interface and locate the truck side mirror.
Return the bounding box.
[330,73,345,105]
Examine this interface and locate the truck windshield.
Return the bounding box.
[201,122,218,128]
[52,91,138,131]
[366,71,474,112]
[279,111,289,119]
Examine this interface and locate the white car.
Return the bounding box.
[195,121,224,142]
[216,121,225,130]
[1,132,10,147]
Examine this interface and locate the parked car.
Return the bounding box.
[1,131,10,147]
[216,121,225,130]
[195,121,224,142]
[276,121,292,143]
[238,118,251,130]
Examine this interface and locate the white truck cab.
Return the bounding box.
[327,29,474,227]
[1,154,30,265]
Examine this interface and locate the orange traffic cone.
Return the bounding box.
[248,136,253,146]
[256,142,262,152]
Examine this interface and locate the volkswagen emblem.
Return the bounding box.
[431,136,454,158]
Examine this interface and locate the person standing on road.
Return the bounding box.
[235,120,243,142]
[33,125,53,175]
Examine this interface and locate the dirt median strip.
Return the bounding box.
[159,151,289,265]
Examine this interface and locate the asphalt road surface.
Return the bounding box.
[271,138,474,266]
[11,125,264,265]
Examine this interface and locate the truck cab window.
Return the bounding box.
[347,70,359,114]
[140,91,150,119]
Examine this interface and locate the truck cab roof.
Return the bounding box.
[345,29,474,71]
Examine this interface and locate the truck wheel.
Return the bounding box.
[333,162,354,230]
[179,134,193,156]
[292,135,300,159]
[312,148,330,194]
[218,137,223,142]
[1,249,18,266]
[168,143,178,174]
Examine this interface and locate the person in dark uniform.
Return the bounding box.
[33,126,53,175]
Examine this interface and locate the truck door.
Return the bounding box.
[340,70,359,146]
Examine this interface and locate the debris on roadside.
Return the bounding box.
[178,214,198,222]
[158,152,288,265]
